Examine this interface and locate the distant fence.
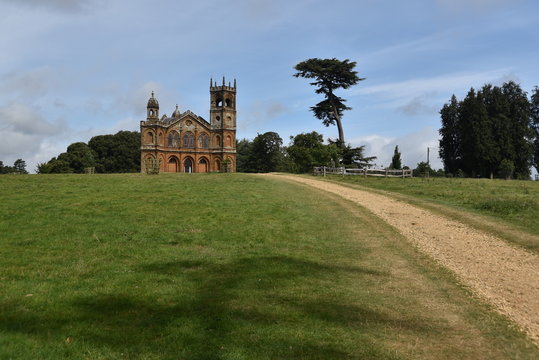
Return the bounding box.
[313,166,413,178]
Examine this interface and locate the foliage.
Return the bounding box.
[498,159,515,180]
[38,142,95,174]
[439,81,534,179]
[1,173,537,359]
[286,131,340,173]
[531,86,539,173]
[39,131,140,174]
[390,145,402,170]
[88,131,140,173]
[235,138,253,172]
[294,58,364,146]
[0,159,28,174]
[413,161,433,177]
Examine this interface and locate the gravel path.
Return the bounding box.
[266,174,539,343]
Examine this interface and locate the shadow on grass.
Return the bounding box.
[0,256,427,359]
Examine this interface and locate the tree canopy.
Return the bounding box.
[294,58,364,147]
[0,159,28,174]
[439,81,535,179]
[38,131,140,174]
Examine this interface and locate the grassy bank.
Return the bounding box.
[0,173,537,359]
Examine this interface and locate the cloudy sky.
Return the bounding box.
[1,0,538,172]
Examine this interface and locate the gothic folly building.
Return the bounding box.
[140,78,237,173]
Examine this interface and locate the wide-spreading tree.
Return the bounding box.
[293,58,364,147]
[439,81,534,179]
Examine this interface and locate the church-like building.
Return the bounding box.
[140,78,237,173]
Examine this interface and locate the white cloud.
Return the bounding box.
[240,100,288,132]
[350,127,442,170]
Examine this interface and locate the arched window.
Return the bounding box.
[146,131,154,144]
[225,134,233,147]
[168,131,180,147]
[198,133,209,148]
[183,132,194,148]
[225,98,231,107]
[215,135,221,147]
[216,99,223,107]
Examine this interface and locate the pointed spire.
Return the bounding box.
[233,78,236,88]
[151,91,154,98]
[210,78,213,87]
[222,76,225,86]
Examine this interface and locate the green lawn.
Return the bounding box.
[0,173,537,359]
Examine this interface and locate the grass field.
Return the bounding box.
[0,173,537,359]
[323,175,539,252]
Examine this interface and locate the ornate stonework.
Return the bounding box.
[140,78,237,173]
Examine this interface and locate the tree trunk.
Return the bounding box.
[329,96,345,148]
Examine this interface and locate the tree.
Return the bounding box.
[88,131,140,173]
[529,86,539,174]
[13,159,28,174]
[439,95,461,175]
[390,145,402,170]
[293,58,364,147]
[248,132,283,173]
[286,131,339,173]
[413,161,433,177]
[439,82,535,179]
[235,138,254,172]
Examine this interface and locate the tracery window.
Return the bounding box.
[168,132,180,147]
[183,132,194,148]
[198,133,209,148]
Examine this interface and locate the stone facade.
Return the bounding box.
[140,78,237,173]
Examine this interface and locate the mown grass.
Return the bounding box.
[0,173,537,359]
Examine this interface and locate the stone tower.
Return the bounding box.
[210,77,236,131]
[146,91,159,122]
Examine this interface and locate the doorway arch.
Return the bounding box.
[184,157,193,173]
[198,158,208,173]
[167,157,178,172]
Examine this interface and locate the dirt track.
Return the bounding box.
[266,174,539,344]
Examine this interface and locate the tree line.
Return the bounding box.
[439,82,539,179]
[37,131,140,174]
[0,159,28,174]
[237,130,377,173]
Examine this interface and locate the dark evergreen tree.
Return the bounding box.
[439,95,461,175]
[501,81,533,179]
[439,82,535,179]
[294,58,364,147]
[531,86,539,173]
[390,145,402,170]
